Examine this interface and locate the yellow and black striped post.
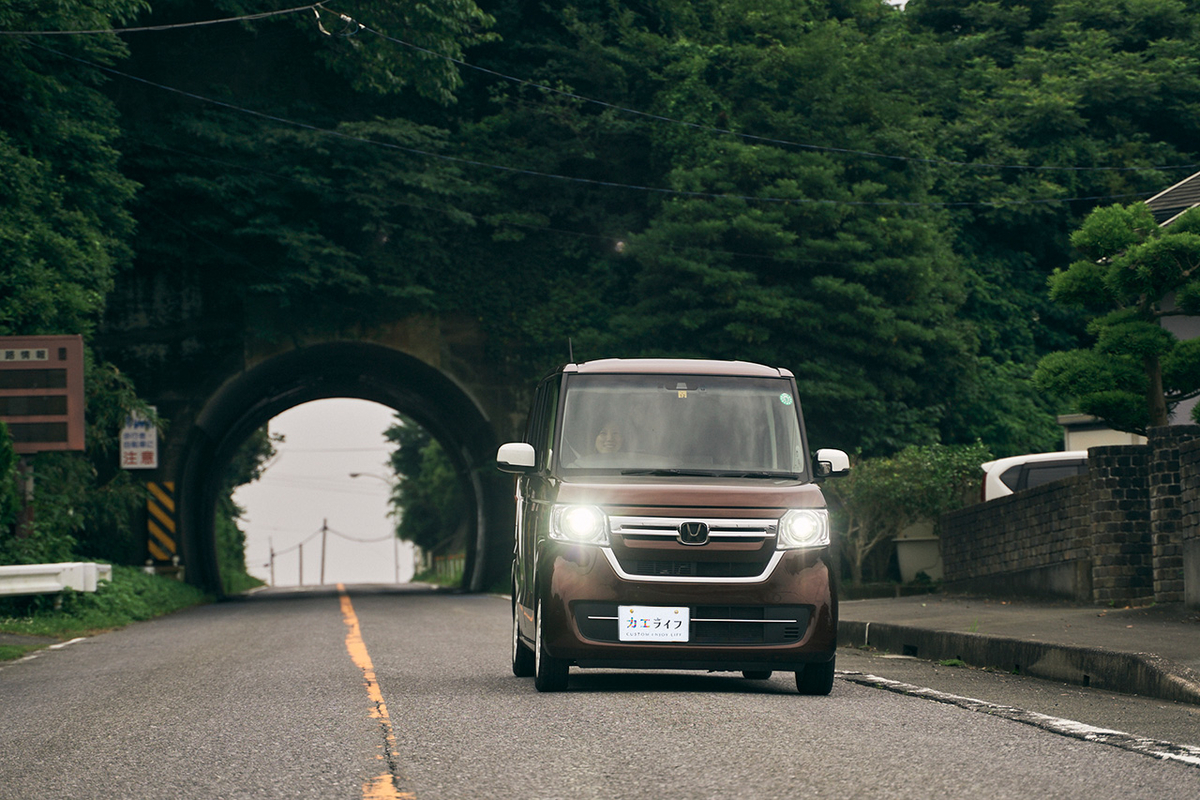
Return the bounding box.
[146,481,177,563]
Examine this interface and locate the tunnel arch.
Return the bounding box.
[177,341,504,595]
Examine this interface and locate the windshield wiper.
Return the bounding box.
[619,468,722,477]
[619,469,797,479]
[719,471,799,479]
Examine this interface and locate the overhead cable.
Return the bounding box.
[36,44,1159,211]
[10,2,1194,176]
[329,5,1200,176]
[0,3,319,36]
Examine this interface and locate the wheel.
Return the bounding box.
[742,670,772,680]
[795,658,835,695]
[511,600,534,677]
[533,598,569,692]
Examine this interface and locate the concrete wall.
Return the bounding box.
[943,426,1200,607]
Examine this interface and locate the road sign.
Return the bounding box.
[0,335,85,454]
[120,408,158,469]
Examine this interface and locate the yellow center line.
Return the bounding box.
[338,583,415,800]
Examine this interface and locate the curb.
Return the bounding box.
[838,620,1200,706]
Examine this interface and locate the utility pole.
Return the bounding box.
[321,519,328,586]
[268,536,275,587]
[299,543,303,587]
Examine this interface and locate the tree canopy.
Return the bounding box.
[6,0,1200,566]
[1035,202,1200,432]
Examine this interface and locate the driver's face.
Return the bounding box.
[595,423,622,453]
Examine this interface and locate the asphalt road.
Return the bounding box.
[1,585,1197,800]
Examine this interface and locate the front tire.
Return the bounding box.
[533,598,569,692]
[795,657,835,695]
[512,599,534,677]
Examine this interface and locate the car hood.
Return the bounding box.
[552,476,828,511]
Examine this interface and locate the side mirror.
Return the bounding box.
[496,442,536,474]
[814,448,850,478]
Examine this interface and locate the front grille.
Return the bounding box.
[610,515,777,543]
[575,603,811,645]
[618,560,766,578]
[607,515,779,582]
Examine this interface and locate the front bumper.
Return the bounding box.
[539,542,837,672]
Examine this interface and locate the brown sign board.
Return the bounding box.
[0,335,85,454]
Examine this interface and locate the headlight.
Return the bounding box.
[777,509,830,549]
[550,505,609,545]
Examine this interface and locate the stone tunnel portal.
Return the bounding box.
[177,342,510,595]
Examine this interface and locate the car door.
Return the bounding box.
[514,374,560,634]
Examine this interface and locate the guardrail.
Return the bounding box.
[434,554,465,583]
[0,562,113,598]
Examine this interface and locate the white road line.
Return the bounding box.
[838,670,1200,769]
[48,637,87,649]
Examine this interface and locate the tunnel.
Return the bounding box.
[175,341,511,596]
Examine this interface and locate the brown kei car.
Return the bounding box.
[497,359,850,693]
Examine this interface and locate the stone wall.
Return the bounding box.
[1088,445,1153,605]
[1183,437,1200,608]
[942,426,1200,607]
[942,475,1091,601]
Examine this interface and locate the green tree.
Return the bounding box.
[0,1,155,566]
[385,418,465,556]
[0,422,18,530]
[902,0,1200,452]
[215,426,279,593]
[460,0,979,453]
[825,442,989,585]
[1034,201,1200,432]
[0,0,142,337]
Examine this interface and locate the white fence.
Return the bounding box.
[0,562,113,597]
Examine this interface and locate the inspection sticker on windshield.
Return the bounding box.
[619,605,690,642]
[779,393,793,406]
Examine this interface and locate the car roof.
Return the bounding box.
[981,450,1089,471]
[563,358,792,378]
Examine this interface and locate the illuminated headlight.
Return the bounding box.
[550,505,609,545]
[777,509,830,549]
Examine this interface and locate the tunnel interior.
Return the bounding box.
[177,342,507,595]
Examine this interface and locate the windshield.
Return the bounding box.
[556,373,807,476]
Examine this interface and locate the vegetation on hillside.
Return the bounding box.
[4,0,1200,586]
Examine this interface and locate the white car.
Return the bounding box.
[980,451,1088,501]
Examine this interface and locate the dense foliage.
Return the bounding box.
[384,418,466,556]
[5,0,1200,570]
[825,442,989,584]
[216,427,277,593]
[1035,202,1200,432]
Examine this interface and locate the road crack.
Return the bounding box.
[339,584,417,799]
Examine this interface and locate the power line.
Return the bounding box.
[332,5,1200,176]
[0,3,319,36]
[12,2,1197,177]
[38,44,1162,210]
[325,526,394,544]
[117,128,872,266]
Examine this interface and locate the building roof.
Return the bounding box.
[1145,171,1200,225]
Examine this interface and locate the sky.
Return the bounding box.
[232,399,415,587]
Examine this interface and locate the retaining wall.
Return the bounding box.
[942,426,1199,607]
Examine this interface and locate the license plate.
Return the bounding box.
[618,605,690,642]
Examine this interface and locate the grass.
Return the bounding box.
[0,643,45,661]
[0,565,209,659]
[411,567,462,588]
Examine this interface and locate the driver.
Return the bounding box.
[594,421,623,454]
